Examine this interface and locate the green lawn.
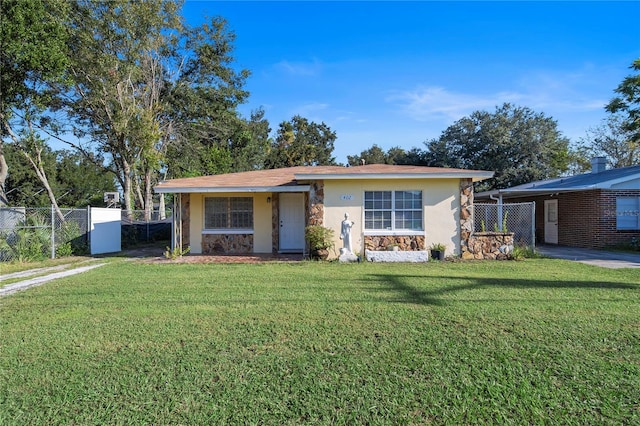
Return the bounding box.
[1,259,639,424]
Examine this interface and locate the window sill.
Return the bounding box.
[364,230,424,236]
[202,229,254,235]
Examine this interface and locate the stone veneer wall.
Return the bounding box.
[459,179,516,260]
[202,234,253,254]
[181,193,190,248]
[364,235,425,251]
[308,180,324,226]
[459,179,474,255]
[462,232,514,260]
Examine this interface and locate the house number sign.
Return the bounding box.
[340,194,353,201]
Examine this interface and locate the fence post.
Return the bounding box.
[51,204,56,259]
[531,202,536,250]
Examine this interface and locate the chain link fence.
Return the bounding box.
[472,203,536,248]
[0,207,89,262]
[121,209,172,247]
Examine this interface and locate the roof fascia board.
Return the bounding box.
[594,174,640,189]
[294,172,494,181]
[493,188,589,198]
[155,185,311,194]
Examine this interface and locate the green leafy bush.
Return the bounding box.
[1,215,52,262]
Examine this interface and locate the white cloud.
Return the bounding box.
[388,66,611,123]
[389,81,607,124]
[387,86,523,122]
[274,59,322,76]
[294,102,329,115]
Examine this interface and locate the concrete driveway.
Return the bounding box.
[536,245,640,269]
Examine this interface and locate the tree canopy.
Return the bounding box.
[0,0,71,207]
[264,116,337,168]
[4,145,115,207]
[606,58,640,146]
[424,103,570,191]
[578,114,638,169]
[347,145,426,166]
[59,0,250,218]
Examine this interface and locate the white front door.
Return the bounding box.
[279,193,305,252]
[544,199,558,244]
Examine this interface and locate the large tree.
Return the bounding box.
[606,58,640,147]
[61,0,249,219]
[579,114,638,168]
[0,0,70,208]
[264,116,337,168]
[165,108,270,178]
[424,103,570,191]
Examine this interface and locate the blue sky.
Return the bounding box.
[182,1,640,164]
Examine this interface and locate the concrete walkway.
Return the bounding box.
[0,262,107,297]
[536,245,640,269]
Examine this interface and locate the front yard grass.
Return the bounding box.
[1,259,639,424]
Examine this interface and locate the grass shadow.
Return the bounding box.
[366,273,639,306]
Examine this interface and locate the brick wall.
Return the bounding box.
[526,190,640,248]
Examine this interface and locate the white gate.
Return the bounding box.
[90,207,121,255]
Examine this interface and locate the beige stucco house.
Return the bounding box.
[155,164,493,260]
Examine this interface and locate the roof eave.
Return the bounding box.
[155,185,311,194]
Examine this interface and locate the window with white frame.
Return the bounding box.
[616,197,640,230]
[204,197,253,230]
[364,190,423,231]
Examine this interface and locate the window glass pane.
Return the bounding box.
[395,210,422,230]
[205,198,227,229]
[395,190,422,210]
[364,191,392,230]
[365,211,391,229]
[617,197,640,230]
[205,197,253,229]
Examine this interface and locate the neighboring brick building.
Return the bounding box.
[476,158,640,249]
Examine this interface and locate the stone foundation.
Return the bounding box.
[202,234,253,254]
[364,235,425,251]
[462,232,514,260]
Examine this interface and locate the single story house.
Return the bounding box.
[476,157,640,249]
[155,164,493,259]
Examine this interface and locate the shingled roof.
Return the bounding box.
[155,164,494,193]
[477,163,640,199]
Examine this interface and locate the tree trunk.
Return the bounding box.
[22,150,65,223]
[144,169,152,221]
[159,193,166,220]
[0,148,8,207]
[122,160,134,220]
[0,116,10,206]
